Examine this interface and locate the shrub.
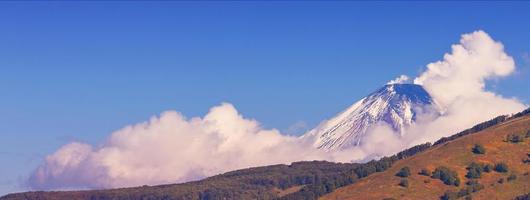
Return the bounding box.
[443,181,484,200]
[506,134,524,143]
[507,174,517,182]
[466,180,478,186]
[441,191,458,200]
[526,130,530,138]
[498,178,505,184]
[471,144,486,154]
[515,193,530,200]
[398,179,409,187]
[466,163,482,179]
[432,166,460,186]
[466,170,480,179]
[466,162,491,179]
[483,164,493,172]
[494,163,509,173]
[457,189,470,198]
[467,181,484,192]
[419,168,431,176]
[395,167,411,177]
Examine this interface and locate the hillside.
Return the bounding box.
[2,109,529,200]
[321,114,530,200]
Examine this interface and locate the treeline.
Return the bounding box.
[280,142,433,199]
[278,156,396,199]
[433,115,507,146]
[434,107,530,146]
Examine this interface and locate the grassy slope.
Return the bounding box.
[321,116,530,200]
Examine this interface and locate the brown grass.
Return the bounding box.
[321,116,530,200]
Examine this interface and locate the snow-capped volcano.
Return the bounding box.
[303,84,438,150]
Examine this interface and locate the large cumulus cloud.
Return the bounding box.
[409,30,526,144]
[29,103,327,189]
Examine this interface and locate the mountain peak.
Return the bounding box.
[304,84,437,150]
[377,84,433,106]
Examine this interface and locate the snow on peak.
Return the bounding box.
[303,84,437,150]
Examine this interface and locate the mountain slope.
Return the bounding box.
[321,114,530,200]
[303,84,437,150]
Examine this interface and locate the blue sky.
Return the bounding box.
[1,1,530,195]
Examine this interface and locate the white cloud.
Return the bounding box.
[408,30,525,143]
[374,30,527,154]
[28,103,328,190]
[414,30,516,107]
[29,30,527,190]
[284,121,308,135]
[387,75,410,84]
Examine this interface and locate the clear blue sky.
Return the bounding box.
[1,1,529,195]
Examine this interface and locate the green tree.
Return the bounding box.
[441,191,458,200]
[466,169,480,179]
[506,134,524,143]
[466,180,478,186]
[432,166,460,186]
[494,163,509,173]
[471,144,486,154]
[466,162,485,179]
[395,167,411,177]
[398,179,409,187]
[483,164,493,172]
